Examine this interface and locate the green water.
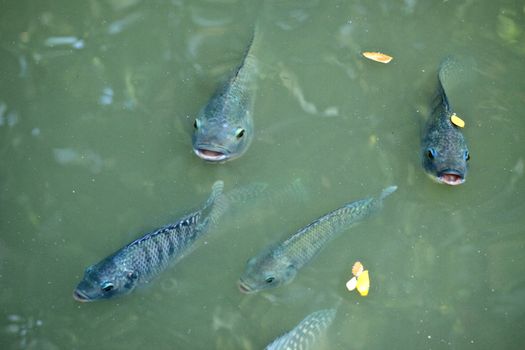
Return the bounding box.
[1,0,524,349]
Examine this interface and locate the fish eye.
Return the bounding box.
[427,148,436,159]
[465,151,470,161]
[193,119,200,129]
[265,277,275,284]
[235,128,245,139]
[101,282,114,292]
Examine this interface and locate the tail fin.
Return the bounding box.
[200,180,227,227]
[437,57,455,112]
[279,178,310,204]
[232,24,260,80]
[223,182,268,204]
[221,179,308,209]
[204,180,224,209]
[437,55,475,113]
[379,185,398,201]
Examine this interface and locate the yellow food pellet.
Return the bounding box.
[356,270,370,296]
[362,51,393,64]
[352,261,364,277]
[346,276,357,291]
[450,113,465,128]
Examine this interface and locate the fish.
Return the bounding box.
[265,309,336,350]
[73,181,226,302]
[421,57,470,185]
[191,29,258,162]
[239,186,397,293]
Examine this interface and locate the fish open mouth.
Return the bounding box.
[238,280,254,294]
[438,170,465,186]
[193,148,228,162]
[73,289,91,302]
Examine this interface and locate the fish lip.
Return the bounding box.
[193,146,229,162]
[437,169,465,186]
[238,280,254,294]
[73,289,91,302]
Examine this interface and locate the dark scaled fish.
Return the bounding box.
[191,29,258,162]
[265,309,336,350]
[239,186,397,293]
[421,57,470,185]
[73,181,225,302]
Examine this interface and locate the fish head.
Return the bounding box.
[422,125,470,186]
[191,109,253,162]
[238,249,296,293]
[73,259,139,302]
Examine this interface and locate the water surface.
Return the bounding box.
[1,0,524,349]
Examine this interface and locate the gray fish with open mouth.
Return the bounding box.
[421,57,470,185]
[191,29,258,162]
[239,186,397,293]
[73,181,225,302]
[265,309,336,350]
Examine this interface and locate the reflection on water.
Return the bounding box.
[1,0,525,349]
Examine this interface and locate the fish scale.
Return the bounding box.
[265,309,336,350]
[281,195,381,269]
[123,215,202,282]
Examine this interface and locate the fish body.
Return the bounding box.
[73,181,225,302]
[239,186,397,293]
[192,30,258,162]
[421,57,470,185]
[265,309,336,350]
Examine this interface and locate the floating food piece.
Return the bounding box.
[362,51,393,64]
[352,261,364,277]
[450,113,465,128]
[346,276,357,291]
[356,270,370,296]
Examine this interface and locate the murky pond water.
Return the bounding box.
[1,0,524,349]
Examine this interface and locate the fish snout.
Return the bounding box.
[437,169,465,186]
[193,148,228,162]
[192,142,232,162]
[73,288,92,302]
[238,280,254,294]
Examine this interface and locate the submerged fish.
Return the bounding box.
[421,57,470,185]
[191,30,258,162]
[239,186,397,293]
[74,181,225,302]
[265,309,336,350]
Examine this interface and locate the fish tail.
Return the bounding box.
[438,56,464,89]
[437,59,452,113]
[285,178,310,203]
[207,193,230,226]
[437,55,474,113]
[204,180,224,209]
[200,180,227,226]
[233,25,260,79]
[262,179,309,206]
[224,182,269,204]
[379,185,398,201]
